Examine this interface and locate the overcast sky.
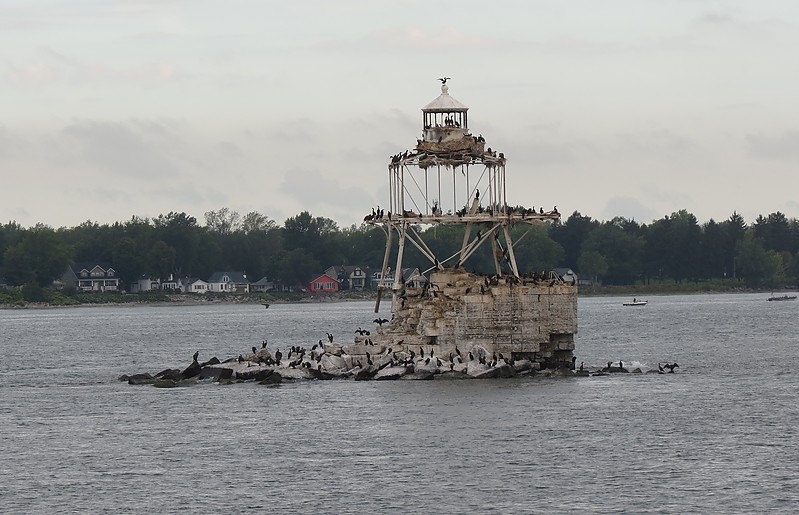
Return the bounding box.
[3,0,799,230]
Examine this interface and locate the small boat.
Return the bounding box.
[261,302,270,308]
[768,294,797,302]
[623,299,648,306]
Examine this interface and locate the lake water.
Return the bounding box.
[1,294,798,513]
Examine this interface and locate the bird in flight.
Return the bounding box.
[438,77,451,84]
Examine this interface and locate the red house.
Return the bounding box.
[308,273,339,293]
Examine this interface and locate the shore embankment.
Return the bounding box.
[0,289,378,309]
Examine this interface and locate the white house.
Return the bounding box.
[130,275,159,293]
[207,271,250,293]
[184,277,209,294]
[372,267,426,289]
[160,274,182,291]
[553,268,578,285]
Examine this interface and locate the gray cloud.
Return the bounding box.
[602,196,659,223]
[746,131,799,160]
[640,182,693,207]
[60,120,180,179]
[279,167,374,217]
[615,128,704,164]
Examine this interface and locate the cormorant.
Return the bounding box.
[252,346,257,355]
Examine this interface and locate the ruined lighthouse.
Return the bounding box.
[363,80,578,371]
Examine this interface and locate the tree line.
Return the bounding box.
[1,207,798,292]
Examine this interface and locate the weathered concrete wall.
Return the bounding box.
[372,269,577,369]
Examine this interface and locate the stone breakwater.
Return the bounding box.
[119,343,664,387]
[119,270,678,387]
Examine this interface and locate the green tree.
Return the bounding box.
[154,212,200,275]
[582,218,644,285]
[512,225,565,273]
[204,208,241,234]
[63,220,114,263]
[0,221,24,270]
[753,211,792,253]
[283,211,342,265]
[147,240,177,279]
[550,211,597,269]
[241,211,277,234]
[735,230,781,288]
[668,210,702,282]
[577,250,608,291]
[3,225,73,286]
[721,212,747,279]
[111,236,144,286]
[274,248,320,287]
[193,230,222,279]
[700,219,726,279]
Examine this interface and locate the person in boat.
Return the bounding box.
[633,298,636,303]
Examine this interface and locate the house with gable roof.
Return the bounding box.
[371,267,427,289]
[207,271,250,293]
[553,267,577,285]
[184,277,209,294]
[61,262,120,292]
[130,274,159,293]
[250,277,274,293]
[325,265,370,290]
[308,273,339,293]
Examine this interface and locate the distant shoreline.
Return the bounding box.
[1,286,792,309]
[0,291,379,309]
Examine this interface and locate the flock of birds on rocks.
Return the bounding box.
[184,330,681,381]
